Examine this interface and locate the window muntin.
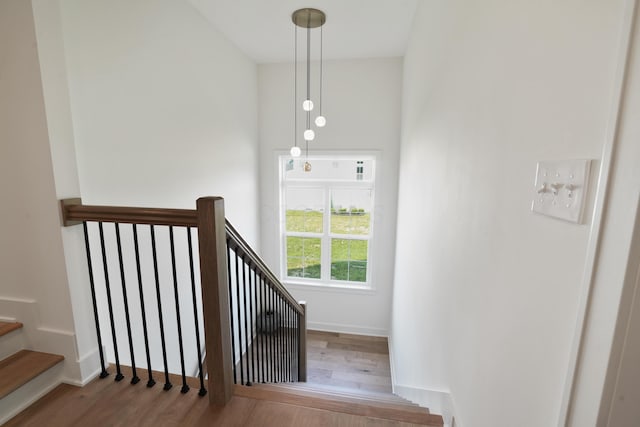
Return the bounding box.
[281,155,375,288]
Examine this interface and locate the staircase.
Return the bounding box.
[0,321,64,425]
[235,382,444,426]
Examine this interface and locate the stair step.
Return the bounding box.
[264,381,423,408]
[234,383,444,426]
[0,322,23,338]
[0,350,64,399]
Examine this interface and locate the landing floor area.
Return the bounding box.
[306,330,392,394]
[6,331,405,426]
[5,381,425,427]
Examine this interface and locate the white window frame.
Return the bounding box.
[278,154,376,290]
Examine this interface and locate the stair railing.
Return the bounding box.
[60,196,307,405]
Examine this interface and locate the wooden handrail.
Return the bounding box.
[60,198,197,227]
[225,220,304,315]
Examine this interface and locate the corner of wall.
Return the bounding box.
[388,334,456,427]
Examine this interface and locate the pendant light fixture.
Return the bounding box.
[290,8,326,162]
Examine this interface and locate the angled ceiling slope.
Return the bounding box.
[188,0,419,63]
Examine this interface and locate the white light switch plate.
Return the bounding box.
[531,159,591,223]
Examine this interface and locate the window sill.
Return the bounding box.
[283,280,377,295]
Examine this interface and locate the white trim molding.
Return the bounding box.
[558,0,639,425]
[307,321,387,337]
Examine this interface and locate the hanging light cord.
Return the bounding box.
[319,24,323,116]
[306,12,312,160]
[294,25,297,149]
[306,22,311,133]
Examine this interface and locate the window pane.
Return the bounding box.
[331,239,368,282]
[287,237,321,279]
[286,188,323,233]
[330,189,372,235]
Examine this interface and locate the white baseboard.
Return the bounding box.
[307,320,388,337]
[0,327,26,361]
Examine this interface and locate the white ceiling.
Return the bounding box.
[188,0,419,63]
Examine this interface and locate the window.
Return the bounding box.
[280,155,375,288]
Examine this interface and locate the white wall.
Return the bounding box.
[391,1,625,426]
[258,58,402,336]
[31,0,100,381]
[60,0,260,242]
[56,0,260,377]
[0,0,80,380]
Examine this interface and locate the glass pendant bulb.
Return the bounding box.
[290,146,301,157]
[303,129,315,141]
[302,99,314,111]
[315,115,326,127]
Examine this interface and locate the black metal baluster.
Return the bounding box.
[283,299,287,383]
[188,227,207,396]
[275,291,280,383]
[294,308,299,382]
[257,272,264,383]
[285,298,289,382]
[170,226,189,394]
[98,222,124,382]
[132,224,155,388]
[235,251,245,385]
[266,285,272,383]
[241,257,251,385]
[292,306,296,381]
[263,275,268,383]
[114,223,140,385]
[280,296,285,383]
[276,289,281,383]
[82,222,109,379]
[269,286,274,382]
[263,277,270,383]
[288,302,291,382]
[150,225,172,390]
[227,242,237,384]
[248,267,256,385]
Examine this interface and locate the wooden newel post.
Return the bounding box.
[196,197,233,405]
[298,301,307,382]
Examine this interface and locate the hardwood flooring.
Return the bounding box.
[306,330,392,394]
[4,331,434,426]
[4,381,431,427]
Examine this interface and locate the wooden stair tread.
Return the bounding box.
[234,384,444,426]
[0,322,23,338]
[262,382,424,409]
[0,350,64,399]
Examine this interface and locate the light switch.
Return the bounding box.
[531,159,591,223]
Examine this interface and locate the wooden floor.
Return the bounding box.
[307,330,392,394]
[5,331,420,427]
